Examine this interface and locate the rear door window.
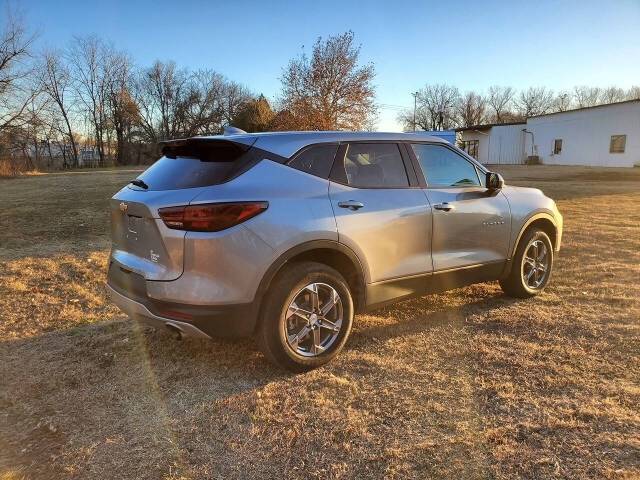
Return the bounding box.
[332,143,409,188]
[287,144,338,179]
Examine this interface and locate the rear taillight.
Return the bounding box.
[158,202,268,232]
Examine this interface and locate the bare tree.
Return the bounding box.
[137,60,189,142]
[601,86,625,104]
[487,86,515,124]
[398,84,459,131]
[38,49,79,166]
[627,86,640,100]
[135,61,252,149]
[0,6,38,132]
[552,91,572,112]
[280,31,376,130]
[106,50,138,165]
[455,91,487,128]
[181,69,233,136]
[573,86,601,108]
[68,36,110,165]
[23,93,51,169]
[517,87,554,117]
[221,80,252,127]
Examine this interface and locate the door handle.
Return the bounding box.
[338,200,364,211]
[434,202,455,211]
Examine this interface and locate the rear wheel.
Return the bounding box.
[258,262,354,371]
[500,228,554,298]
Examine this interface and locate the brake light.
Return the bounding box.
[158,202,268,232]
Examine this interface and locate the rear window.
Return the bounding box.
[133,142,261,191]
[134,156,241,191]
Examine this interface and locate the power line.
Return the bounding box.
[378,104,409,111]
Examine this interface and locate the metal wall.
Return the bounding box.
[459,125,526,165]
[525,101,639,167]
[487,125,526,164]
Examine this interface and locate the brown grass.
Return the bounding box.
[1,165,639,479]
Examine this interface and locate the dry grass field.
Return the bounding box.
[1,165,639,480]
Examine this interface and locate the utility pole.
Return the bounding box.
[411,92,418,131]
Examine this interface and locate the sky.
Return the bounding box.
[16,0,640,131]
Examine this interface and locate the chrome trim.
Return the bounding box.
[107,284,211,339]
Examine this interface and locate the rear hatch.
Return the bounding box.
[109,137,257,281]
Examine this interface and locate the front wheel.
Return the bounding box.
[257,262,354,372]
[500,228,554,298]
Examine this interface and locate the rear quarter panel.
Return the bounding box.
[181,159,339,303]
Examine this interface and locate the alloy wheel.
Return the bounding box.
[522,239,550,289]
[284,282,343,357]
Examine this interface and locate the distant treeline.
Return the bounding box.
[397,85,640,132]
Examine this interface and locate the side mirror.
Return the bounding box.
[486,172,504,190]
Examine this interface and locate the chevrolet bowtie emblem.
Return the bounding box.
[119,202,128,212]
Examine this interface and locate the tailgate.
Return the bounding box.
[110,187,201,281]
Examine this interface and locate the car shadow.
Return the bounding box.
[348,288,520,348]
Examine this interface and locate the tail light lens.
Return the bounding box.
[159,202,268,232]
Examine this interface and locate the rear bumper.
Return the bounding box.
[108,285,211,338]
[107,263,259,338]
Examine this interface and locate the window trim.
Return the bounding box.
[609,134,626,154]
[407,142,485,189]
[328,141,420,190]
[399,142,420,187]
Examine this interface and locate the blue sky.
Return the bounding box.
[19,0,640,130]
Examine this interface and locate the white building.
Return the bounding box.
[457,100,640,167]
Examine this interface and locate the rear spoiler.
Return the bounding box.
[158,137,257,160]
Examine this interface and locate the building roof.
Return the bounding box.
[455,121,525,132]
[457,99,640,132]
[528,98,639,119]
[164,131,448,158]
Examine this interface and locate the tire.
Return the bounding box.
[500,228,554,298]
[257,261,354,372]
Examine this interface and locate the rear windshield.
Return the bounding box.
[134,156,241,191]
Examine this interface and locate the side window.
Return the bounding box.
[411,144,481,187]
[288,144,338,179]
[610,135,626,153]
[334,143,409,188]
[553,139,562,154]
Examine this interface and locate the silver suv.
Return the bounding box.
[107,131,562,371]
